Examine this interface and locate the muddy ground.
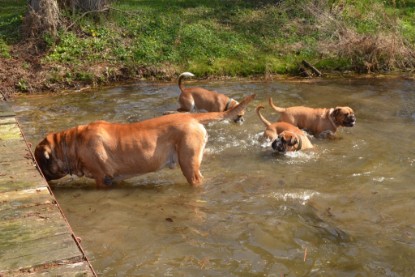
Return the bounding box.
[0,43,174,101]
[2,42,412,102]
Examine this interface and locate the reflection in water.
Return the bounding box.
[12,78,415,276]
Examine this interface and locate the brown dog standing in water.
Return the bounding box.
[35,94,255,188]
[174,72,245,123]
[256,105,313,153]
[269,97,356,139]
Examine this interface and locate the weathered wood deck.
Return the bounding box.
[0,102,96,276]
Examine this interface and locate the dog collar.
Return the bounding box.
[224,98,234,111]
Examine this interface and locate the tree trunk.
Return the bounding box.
[23,0,60,39]
[59,0,111,12]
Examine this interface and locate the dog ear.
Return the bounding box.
[43,146,52,160]
[333,107,342,117]
[289,137,297,146]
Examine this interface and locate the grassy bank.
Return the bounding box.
[1,0,415,96]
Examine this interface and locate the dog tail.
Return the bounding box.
[269,97,286,113]
[178,72,195,92]
[193,94,256,124]
[255,105,271,127]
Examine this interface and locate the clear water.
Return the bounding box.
[12,78,415,276]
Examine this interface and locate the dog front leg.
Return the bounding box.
[93,175,114,188]
[319,130,336,139]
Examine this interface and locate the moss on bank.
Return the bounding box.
[1,0,414,97]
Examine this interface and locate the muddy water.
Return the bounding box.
[12,78,415,276]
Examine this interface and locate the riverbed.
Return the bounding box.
[12,77,415,276]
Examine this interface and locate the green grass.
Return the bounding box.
[0,0,26,57]
[51,0,325,76]
[1,0,415,83]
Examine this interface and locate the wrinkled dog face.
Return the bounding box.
[34,137,67,181]
[271,131,300,154]
[332,107,356,127]
[229,101,245,124]
[233,112,245,124]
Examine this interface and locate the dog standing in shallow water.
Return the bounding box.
[34,94,256,188]
[256,105,313,153]
[173,72,245,123]
[268,97,356,139]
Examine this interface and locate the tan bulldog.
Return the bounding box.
[174,72,245,123]
[34,94,256,188]
[256,105,313,153]
[269,97,356,138]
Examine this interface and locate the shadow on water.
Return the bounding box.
[12,77,415,276]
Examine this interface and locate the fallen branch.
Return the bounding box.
[64,7,109,31]
[302,60,322,77]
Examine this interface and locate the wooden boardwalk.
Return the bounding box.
[0,102,96,276]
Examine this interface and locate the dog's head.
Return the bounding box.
[271,131,302,154]
[34,134,69,181]
[228,100,245,124]
[331,107,356,127]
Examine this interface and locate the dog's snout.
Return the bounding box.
[345,114,356,126]
[272,138,286,153]
[234,116,244,124]
[271,139,278,151]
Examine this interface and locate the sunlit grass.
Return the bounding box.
[0,0,26,57]
[1,0,414,78]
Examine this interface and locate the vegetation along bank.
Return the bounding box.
[1,0,414,99]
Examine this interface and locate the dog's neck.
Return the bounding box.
[327,108,338,129]
[61,133,73,176]
[224,98,234,111]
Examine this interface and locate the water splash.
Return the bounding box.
[267,190,320,205]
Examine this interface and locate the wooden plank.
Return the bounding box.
[0,123,21,140]
[0,117,17,125]
[0,210,71,250]
[0,234,83,271]
[0,187,54,213]
[0,180,48,194]
[1,232,78,261]
[0,147,30,161]
[0,102,15,117]
[0,113,96,276]
[0,160,44,193]
[0,136,27,148]
[0,159,36,173]
[17,261,94,276]
[0,137,29,163]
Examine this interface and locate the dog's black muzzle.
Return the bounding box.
[344,115,356,127]
[234,116,244,124]
[271,138,286,154]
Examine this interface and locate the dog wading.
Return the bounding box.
[35,94,256,188]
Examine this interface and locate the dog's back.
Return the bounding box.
[177,72,231,112]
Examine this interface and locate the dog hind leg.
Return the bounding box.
[178,129,206,186]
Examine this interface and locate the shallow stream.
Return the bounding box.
[12,77,415,276]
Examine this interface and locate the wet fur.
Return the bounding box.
[35,94,255,188]
[268,97,356,138]
[256,105,313,152]
[175,72,244,123]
